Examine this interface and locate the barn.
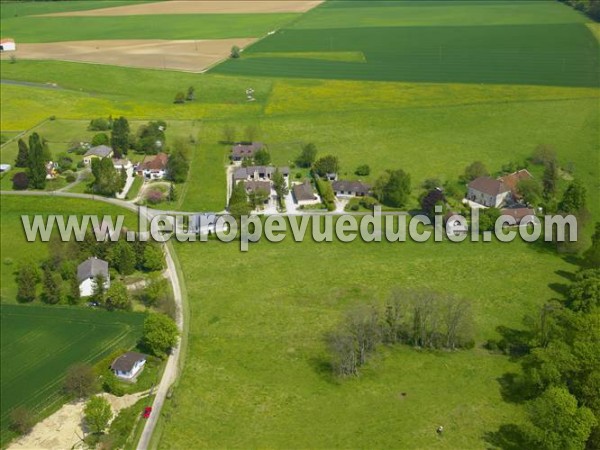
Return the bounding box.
[0,38,16,52]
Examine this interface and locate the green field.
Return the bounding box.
[213,0,599,87]
[0,303,144,445]
[0,1,148,19]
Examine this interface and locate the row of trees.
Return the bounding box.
[326,289,474,377]
[13,133,51,190]
[560,0,600,20]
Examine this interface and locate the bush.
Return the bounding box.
[89,118,110,131]
[231,45,241,59]
[77,161,86,169]
[146,189,164,205]
[355,164,370,176]
[350,204,360,211]
[12,172,29,190]
[65,173,77,183]
[174,92,186,104]
[9,407,34,435]
[102,371,126,397]
[315,179,336,211]
[91,133,109,147]
[295,172,302,179]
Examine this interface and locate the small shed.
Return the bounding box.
[110,352,147,380]
[0,39,16,52]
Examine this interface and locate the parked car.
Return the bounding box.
[143,406,152,418]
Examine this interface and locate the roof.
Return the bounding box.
[77,257,109,282]
[244,180,271,193]
[110,351,146,373]
[140,153,168,171]
[293,181,316,202]
[231,142,264,158]
[332,180,371,194]
[499,169,533,196]
[84,145,113,158]
[233,166,289,180]
[0,38,15,44]
[468,177,508,197]
[500,207,537,224]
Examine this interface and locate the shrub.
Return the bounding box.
[89,118,110,131]
[12,172,29,190]
[295,172,302,179]
[91,133,109,147]
[350,204,360,211]
[174,92,186,104]
[231,45,241,58]
[77,161,86,169]
[65,173,77,183]
[146,189,164,205]
[9,407,34,435]
[355,164,370,176]
[316,179,336,211]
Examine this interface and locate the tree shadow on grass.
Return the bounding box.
[497,372,533,404]
[495,325,532,359]
[484,424,528,450]
[307,356,341,386]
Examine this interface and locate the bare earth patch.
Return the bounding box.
[40,0,323,16]
[7,392,149,450]
[0,39,257,72]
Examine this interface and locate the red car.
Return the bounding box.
[143,407,152,419]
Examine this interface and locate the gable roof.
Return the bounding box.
[110,351,146,373]
[140,153,168,171]
[499,169,533,196]
[468,177,508,197]
[233,166,289,180]
[500,207,537,224]
[244,180,271,193]
[77,257,109,282]
[293,181,316,202]
[231,142,264,159]
[84,145,113,158]
[332,180,371,194]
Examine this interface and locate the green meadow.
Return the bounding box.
[0,1,146,19]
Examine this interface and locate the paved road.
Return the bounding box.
[0,190,185,450]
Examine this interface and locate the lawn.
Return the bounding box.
[0,195,139,302]
[158,234,576,449]
[0,13,299,42]
[213,0,599,87]
[0,303,144,446]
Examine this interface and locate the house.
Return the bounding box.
[231,142,264,162]
[110,352,147,380]
[332,180,371,197]
[467,177,510,208]
[293,181,319,206]
[0,38,16,52]
[77,257,110,297]
[83,145,114,165]
[233,165,289,183]
[243,181,272,203]
[501,207,538,226]
[112,159,132,170]
[499,169,533,202]
[138,153,168,180]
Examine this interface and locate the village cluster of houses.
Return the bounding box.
[82,144,169,180]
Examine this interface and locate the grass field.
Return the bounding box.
[0,303,144,446]
[0,0,147,19]
[0,195,139,302]
[213,0,599,87]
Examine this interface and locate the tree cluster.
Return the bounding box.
[142,313,179,359]
[166,141,190,183]
[136,120,166,154]
[373,169,411,208]
[90,157,125,197]
[14,133,50,190]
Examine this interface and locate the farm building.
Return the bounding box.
[0,38,16,52]
[110,351,147,380]
[83,145,114,165]
[293,180,319,206]
[467,177,511,208]
[332,180,371,197]
[138,153,168,180]
[498,169,534,202]
[231,142,264,162]
[77,257,110,297]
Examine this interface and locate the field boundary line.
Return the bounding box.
[0,117,51,150]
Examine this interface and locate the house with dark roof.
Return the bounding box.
[138,153,169,180]
[467,177,511,208]
[231,142,264,162]
[83,145,113,165]
[293,181,319,206]
[232,165,289,182]
[77,257,110,297]
[500,207,538,226]
[110,351,147,380]
[332,180,371,197]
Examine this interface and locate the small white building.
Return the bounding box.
[110,352,147,380]
[0,39,16,52]
[77,257,110,297]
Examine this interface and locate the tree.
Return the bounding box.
[84,396,113,434]
[567,269,600,313]
[89,117,110,131]
[253,149,271,165]
[42,266,61,304]
[91,133,109,147]
[272,168,288,208]
[27,132,47,189]
[325,329,357,377]
[228,182,251,217]
[91,157,124,196]
[543,159,559,200]
[143,244,164,272]
[355,164,370,176]
[166,145,189,183]
[64,363,96,398]
[186,86,195,101]
[248,188,269,210]
[91,274,107,305]
[558,180,586,214]
[68,275,81,305]
[583,223,600,268]
[382,169,411,207]
[174,92,185,104]
[110,116,130,158]
[141,276,169,307]
[230,45,241,58]
[136,121,166,154]
[518,178,542,205]
[463,161,488,182]
[296,143,317,168]
[420,188,445,218]
[9,407,34,435]
[143,313,179,358]
[479,207,501,232]
[523,386,596,450]
[16,263,38,303]
[109,241,136,275]
[15,138,29,167]
[531,144,557,166]
[12,172,29,190]
[105,281,131,311]
[168,183,177,202]
[313,155,339,177]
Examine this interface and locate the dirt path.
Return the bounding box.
[40,1,323,17]
[8,392,149,450]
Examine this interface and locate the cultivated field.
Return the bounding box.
[1,39,257,72]
[0,304,144,446]
[41,0,324,17]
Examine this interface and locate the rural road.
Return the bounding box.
[0,190,185,450]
